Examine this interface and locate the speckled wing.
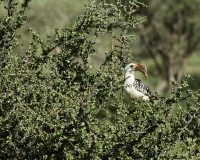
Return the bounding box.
[133,79,151,95]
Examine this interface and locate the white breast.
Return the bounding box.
[124,73,149,101]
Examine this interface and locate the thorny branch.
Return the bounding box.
[158,104,200,158]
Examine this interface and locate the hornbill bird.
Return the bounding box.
[123,63,150,101]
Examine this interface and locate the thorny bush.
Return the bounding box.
[0,0,199,159]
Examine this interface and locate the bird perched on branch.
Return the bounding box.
[123,63,150,101]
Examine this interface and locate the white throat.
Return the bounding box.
[124,70,135,84]
[123,70,149,101]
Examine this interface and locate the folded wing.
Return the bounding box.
[133,79,151,95]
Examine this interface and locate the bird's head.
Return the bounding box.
[124,63,148,77]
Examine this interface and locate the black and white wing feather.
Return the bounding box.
[133,79,151,95]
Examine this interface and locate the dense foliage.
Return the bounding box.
[0,0,200,159]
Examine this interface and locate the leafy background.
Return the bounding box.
[0,0,200,159]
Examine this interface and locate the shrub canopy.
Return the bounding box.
[0,0,200,159]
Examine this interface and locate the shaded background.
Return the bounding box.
[1,0,199,95]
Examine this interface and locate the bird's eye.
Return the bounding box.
[130,65,133,68]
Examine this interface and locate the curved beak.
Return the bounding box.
[132,64,148,77]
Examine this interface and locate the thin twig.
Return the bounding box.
[179,106,200,134]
